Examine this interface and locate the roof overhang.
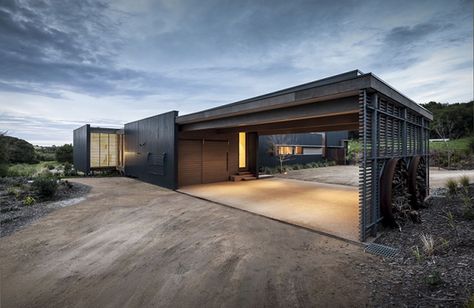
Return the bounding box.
[176,70,433,127]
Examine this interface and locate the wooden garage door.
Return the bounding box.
[203,140,229,183]
[178,140,202,187]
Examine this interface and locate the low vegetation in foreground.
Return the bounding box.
[368,176,474,306]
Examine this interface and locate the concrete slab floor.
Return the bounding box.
[179,178,359,242]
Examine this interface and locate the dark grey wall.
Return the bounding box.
[73,124,90,173]
[258,132,348,168]
[326,131,348,146]
[124,111,178,189]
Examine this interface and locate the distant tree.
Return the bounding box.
[0,131,8,163]
[267,135,296,173]
[0,131,9,176]
[433,117,455,168]
[0,134,37,164]
[55,144,73,163]
[422,101,473,139]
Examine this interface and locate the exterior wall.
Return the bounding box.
[258,132,348,168]
[73,124,90,173]
[124,111,178,189]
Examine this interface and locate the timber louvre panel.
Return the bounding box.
[178,140,202,187]
[359,90,430,241]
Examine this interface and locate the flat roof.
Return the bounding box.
[176,70,433,124]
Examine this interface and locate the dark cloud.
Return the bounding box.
[0,0,165,97]
[384,23,445,46]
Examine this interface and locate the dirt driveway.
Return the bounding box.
[1,177,374,308]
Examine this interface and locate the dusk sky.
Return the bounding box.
[0,0,472,145]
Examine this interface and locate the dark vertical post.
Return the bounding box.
[370,93,378,236]
[358,89,368,241]
[402,108,407,156]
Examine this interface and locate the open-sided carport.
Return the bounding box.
[173,70,432,241]
[74,70,432,241]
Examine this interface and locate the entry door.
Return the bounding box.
[178,140,202,187]
[202,140,229,183]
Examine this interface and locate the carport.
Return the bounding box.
[174,70,432,241]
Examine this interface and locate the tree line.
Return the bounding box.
[0,133,73,165]
[421,101,473,139]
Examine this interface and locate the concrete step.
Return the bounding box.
[237,171,252,175]
[230,174,257,181]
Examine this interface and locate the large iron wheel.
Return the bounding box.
[380,158,410,228]
[408,156,427,209]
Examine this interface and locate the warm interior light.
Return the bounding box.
[90,133,118,168]
[239,132,246,168]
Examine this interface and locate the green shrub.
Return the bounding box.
[22,195,36,206]
[0,163,8,177]
[46,163,55,170]
[32,176,58,198]
[424,271,443,287]
[63,162,72,174]
[292,164,303,170]
[467,136,474,154]
[304,163,313,169]
[412,246,422,262]
[459,175,470,188]
[445,178,458,196]
[55,144,73,163]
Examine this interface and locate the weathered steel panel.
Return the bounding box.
[124,111,178,189]
[73,124,90,173]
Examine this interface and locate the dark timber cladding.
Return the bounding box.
[124,111,178,189]
[73,124,90,174]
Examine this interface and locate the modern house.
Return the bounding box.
[73,70,432,241]
[258,131,349,168]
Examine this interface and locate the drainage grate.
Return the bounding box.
[364,243,398,258]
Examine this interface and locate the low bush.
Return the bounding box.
[424,271,443,287]
[32,175,58,198]
[459,175,470,188]
[420,233,435,256]
[0,163,8,177]
[445,178,458,196]
[22,195,36,206]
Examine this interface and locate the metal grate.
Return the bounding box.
[364,243,398,258]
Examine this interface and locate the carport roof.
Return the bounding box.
[176,70,433,124]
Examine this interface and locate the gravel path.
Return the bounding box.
[1,180,90,237]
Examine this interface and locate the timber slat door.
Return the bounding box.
[202,140,229,184]
[178,140,202,187]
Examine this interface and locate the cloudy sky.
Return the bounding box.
[0,0,472,145]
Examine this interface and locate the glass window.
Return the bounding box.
[239,132,246,168]
[294,146,303,155]
[277,146,293,155]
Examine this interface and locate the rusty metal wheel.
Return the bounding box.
[408,156,427,209]
[380,158,409,227]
